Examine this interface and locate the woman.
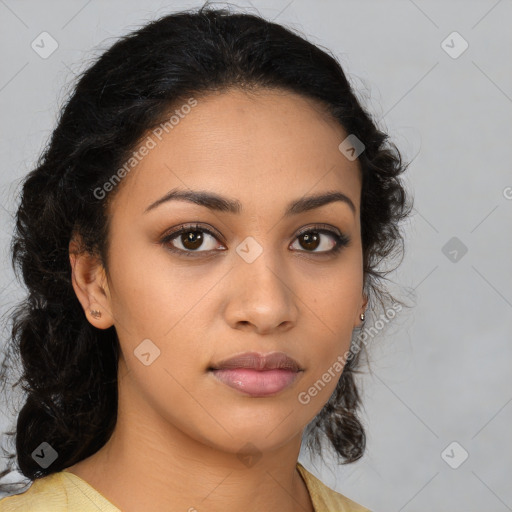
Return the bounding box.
[0,5,411,511]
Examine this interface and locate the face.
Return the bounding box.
[72,87,366,456]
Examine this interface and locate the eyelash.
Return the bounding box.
[160,223,350,258]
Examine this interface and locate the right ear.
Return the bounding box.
[69,235,115,330]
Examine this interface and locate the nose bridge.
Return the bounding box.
[237,238,288,299]
[228,236,297,331]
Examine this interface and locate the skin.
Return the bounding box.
[67,87,367,512]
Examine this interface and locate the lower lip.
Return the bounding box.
[210,368,301,397]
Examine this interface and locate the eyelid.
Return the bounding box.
[162,223,225,243]
[294,223,344,239]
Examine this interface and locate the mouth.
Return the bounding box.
[208,351,303,397]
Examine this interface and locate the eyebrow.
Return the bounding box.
[144,188,356,216]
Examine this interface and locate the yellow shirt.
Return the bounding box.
[0,461,371,511]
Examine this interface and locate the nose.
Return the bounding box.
[223,251,299,335]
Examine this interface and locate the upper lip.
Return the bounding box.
[209,351,302,372]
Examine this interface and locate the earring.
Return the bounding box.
[90,309,102,319]
[360,312,365,321]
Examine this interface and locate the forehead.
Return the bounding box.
[108,87,362,218]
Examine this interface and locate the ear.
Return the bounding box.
[69,235,115,329]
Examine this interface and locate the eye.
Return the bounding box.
[161,223,226,256]
[290,224,350,254]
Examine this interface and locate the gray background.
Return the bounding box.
[1,1,511,510]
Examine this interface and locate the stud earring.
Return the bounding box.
[360,312,365,321]
[90,309,102,319]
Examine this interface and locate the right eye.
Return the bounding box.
[160,223,226,257]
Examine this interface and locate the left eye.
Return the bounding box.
[290,229,344,253]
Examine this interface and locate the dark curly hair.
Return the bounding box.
[0,4,412,493]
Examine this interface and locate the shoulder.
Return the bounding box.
[0,471,120,512]
[296,462,372,512]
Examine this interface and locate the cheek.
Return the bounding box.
[298,264,362,386]
[106,250,172,338]
[306,260,363,329]
[106,240,202,336]
[295,315,355,415]
[106,241,223,377]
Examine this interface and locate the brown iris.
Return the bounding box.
[298,232,320,251]
[181,230,204,250]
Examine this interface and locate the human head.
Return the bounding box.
[1,5,411,486]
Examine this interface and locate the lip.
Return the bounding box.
[208,351,303,397]
[209,351,302,372]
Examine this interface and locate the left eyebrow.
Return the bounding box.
[143,188,356,216]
